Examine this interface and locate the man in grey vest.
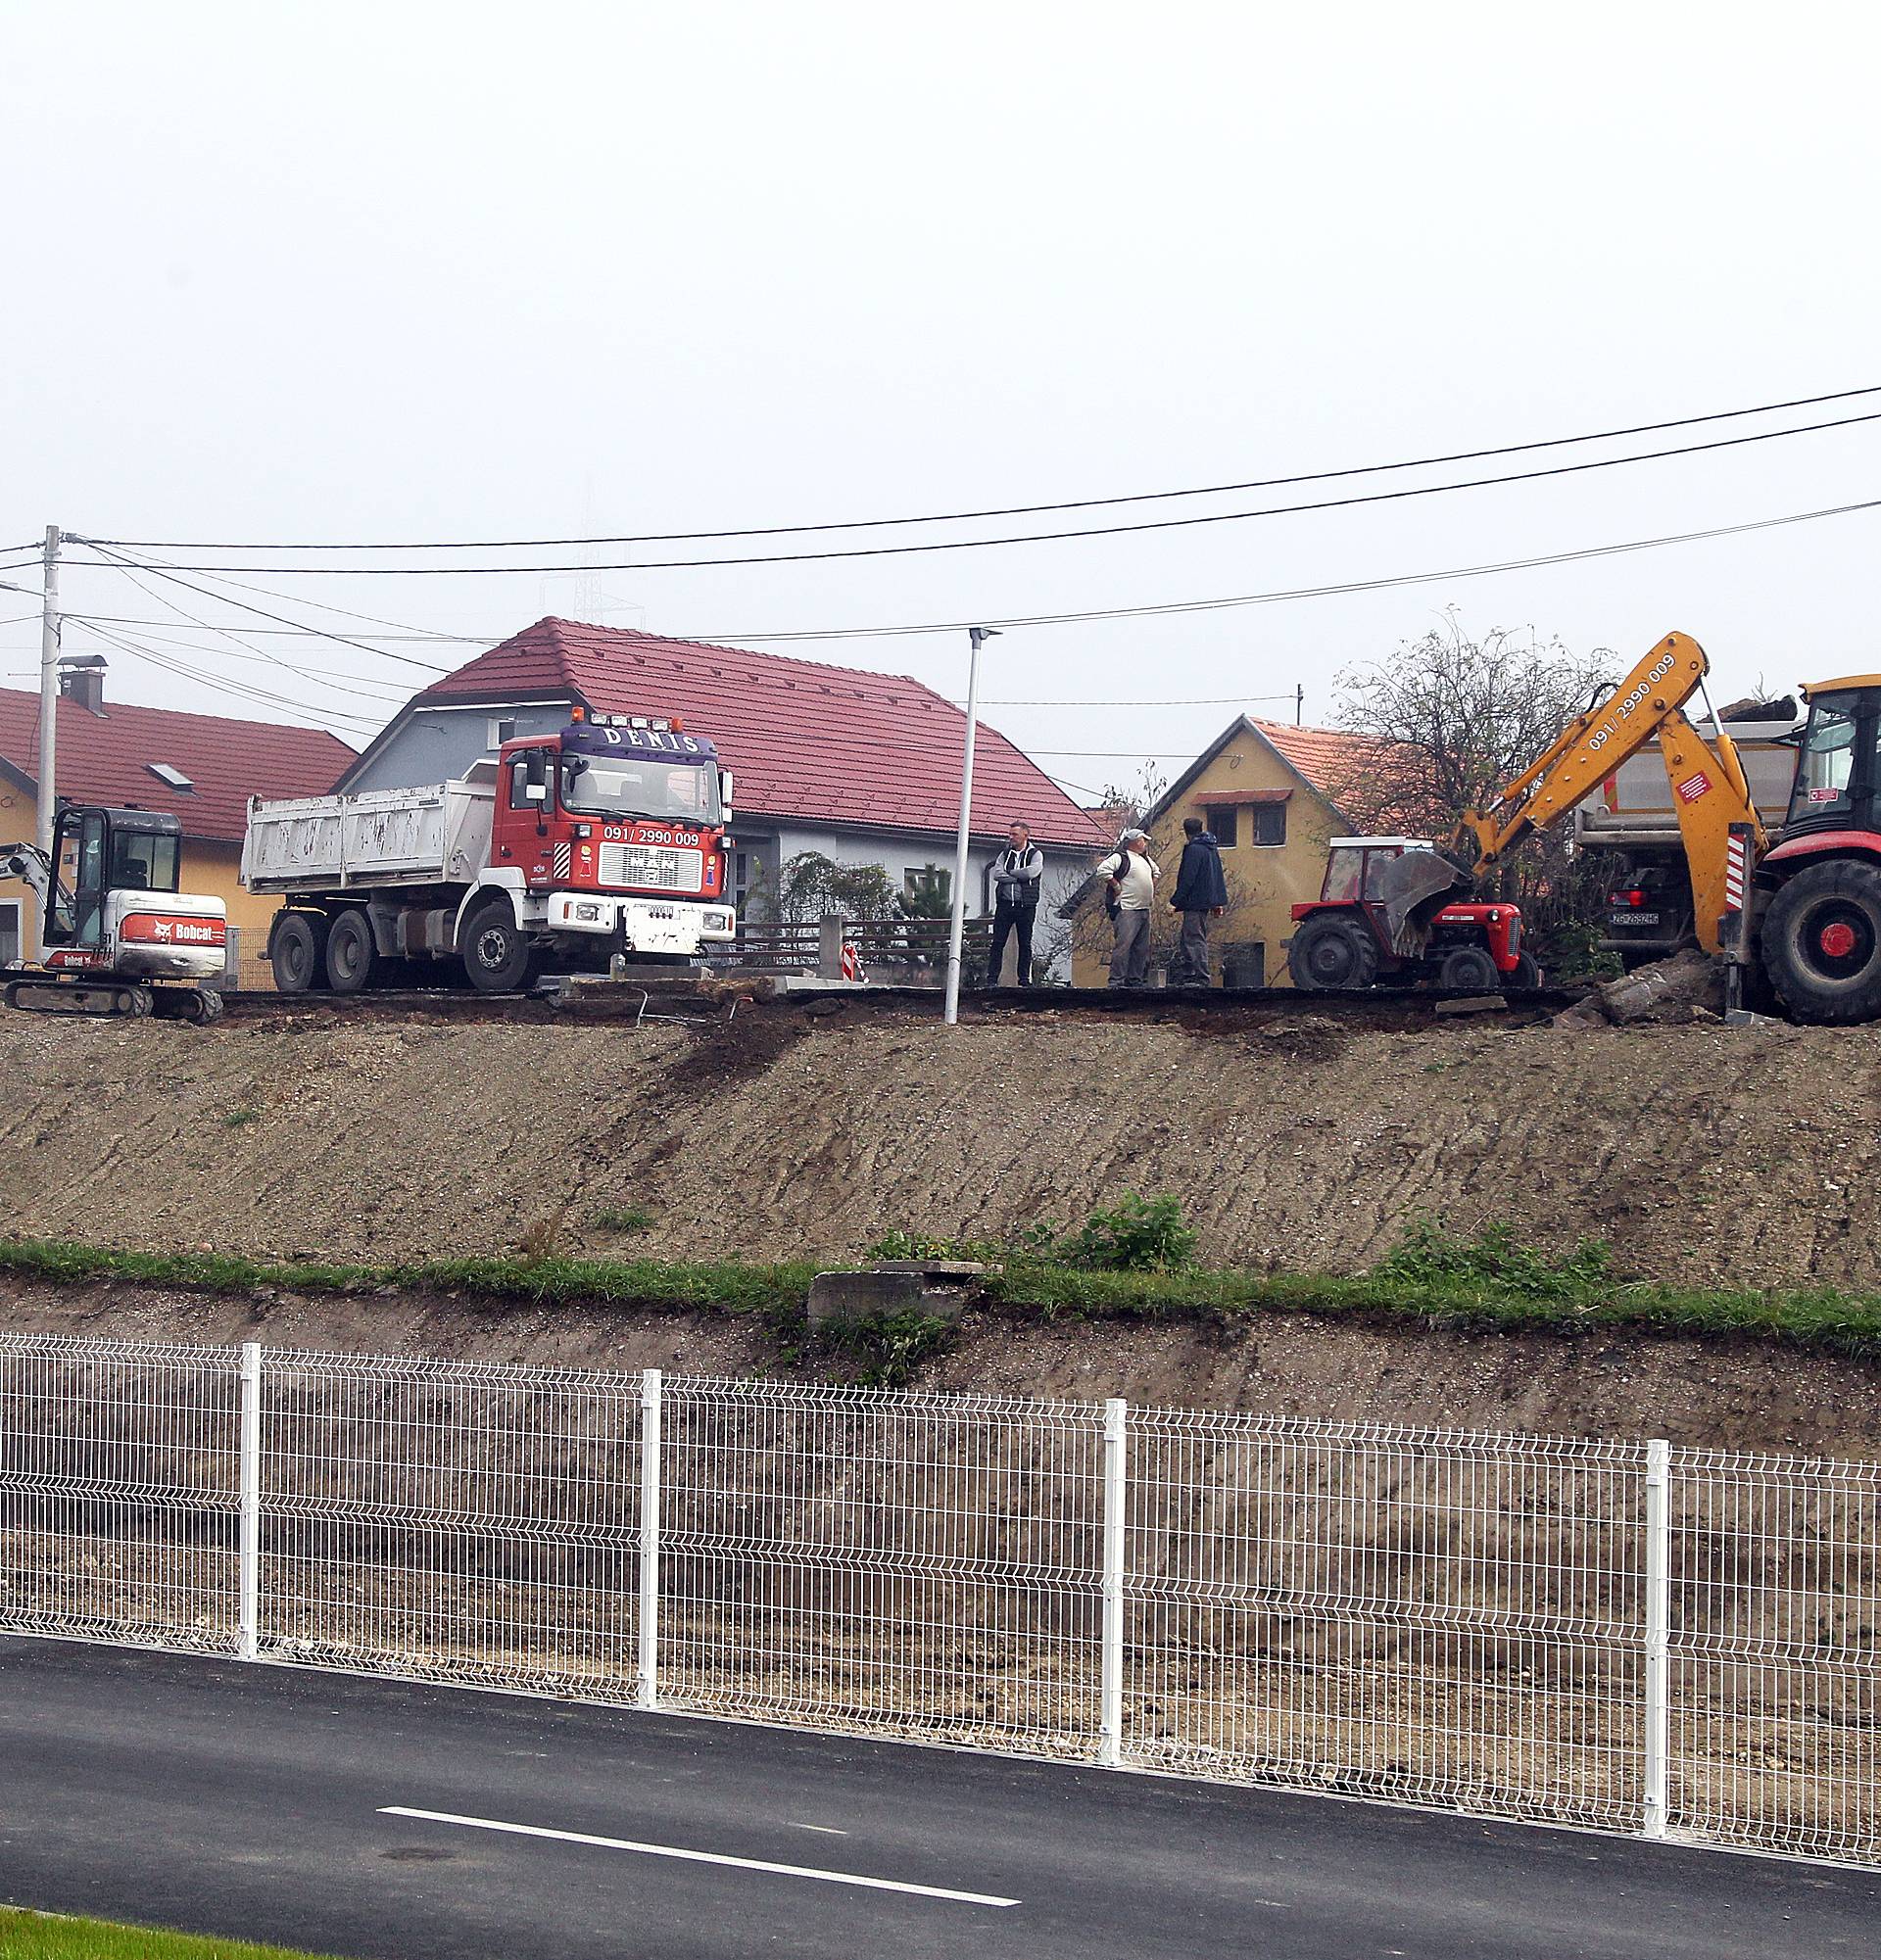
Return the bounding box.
[988,821,1043,985]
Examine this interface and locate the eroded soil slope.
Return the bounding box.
[1,1004,1876,1288]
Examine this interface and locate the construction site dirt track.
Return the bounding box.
[1,996,1875,1293]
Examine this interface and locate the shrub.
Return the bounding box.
[1374,1218,1613,1300]
[596,1205,655,1235]
[1053,1193,1196,1272]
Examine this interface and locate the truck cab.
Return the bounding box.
[490,712,736,961]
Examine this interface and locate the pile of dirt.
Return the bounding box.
[0,1003,1876,1290]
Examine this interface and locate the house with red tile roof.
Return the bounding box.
[340,618,1111,971]
[1066,713,1428,987]
[0,666,356,980]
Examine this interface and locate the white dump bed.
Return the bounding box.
[241,770,495,892]
[1572,719,1798,850]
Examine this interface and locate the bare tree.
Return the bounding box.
[1334,612,1618,961]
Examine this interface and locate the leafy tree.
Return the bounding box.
[774,850,901,924]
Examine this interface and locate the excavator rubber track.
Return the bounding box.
[4,976,224,1023]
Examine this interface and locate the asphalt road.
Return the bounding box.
[0,1636,1872,1960]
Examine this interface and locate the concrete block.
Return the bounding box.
[806,1267,979,1329]
[1434,993,1508,1016]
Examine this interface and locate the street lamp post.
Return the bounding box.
[942,625,999,1027]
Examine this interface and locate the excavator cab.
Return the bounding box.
[1782,679,1881,839]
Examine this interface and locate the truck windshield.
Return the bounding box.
[560,756,719,825]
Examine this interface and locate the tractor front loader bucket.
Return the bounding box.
[1378,849,1474,954]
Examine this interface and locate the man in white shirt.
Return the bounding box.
[1099,829,1160,987]
[988,820,1044,985]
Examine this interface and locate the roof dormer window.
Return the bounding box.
[147,763,195,792]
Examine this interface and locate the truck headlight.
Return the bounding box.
[574,902,602,922]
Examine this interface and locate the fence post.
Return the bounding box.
[638,1368,662,1711]
[238,1342,262,1661]
[1642,1437,1671,1838]
[817,913,845,980]
[1100,1396,1127,1767]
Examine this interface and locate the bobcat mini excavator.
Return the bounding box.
[1326,631,1881,1026]
[3,804,228,1021]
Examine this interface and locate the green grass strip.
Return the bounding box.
[2,1231,1879,1360]
[0,1906,342,1960]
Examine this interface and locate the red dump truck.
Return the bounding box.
[241,710,737,992]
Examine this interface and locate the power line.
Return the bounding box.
[76,544,455,673]
[75,619,383,735]
[90,555,418,708]
[78,381,1881,549]
[60,406,1881,573]
[968,692,1298,707]
[688,492,1881,643]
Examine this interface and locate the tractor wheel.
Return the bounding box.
[1760,860,1881,1025]
[1438,946,1500,991]
[1510,951,1543,989]
[324,909,377,994]
[269,911,326,994]
[462,898,541,994]
[1287,913,1379,991]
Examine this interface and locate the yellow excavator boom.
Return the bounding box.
[1383,633,1765,952]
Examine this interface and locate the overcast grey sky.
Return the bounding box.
[4,1,1877,798]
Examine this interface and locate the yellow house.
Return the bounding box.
[1069,716,1389,987]
[0,668,356,986]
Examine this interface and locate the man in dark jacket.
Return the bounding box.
[987,821,1044,985]
[1167,816,1229,985]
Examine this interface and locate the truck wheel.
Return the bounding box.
[1439,946,1499,991]
[1760,860,1881,1025]
[269,911,326,994]
[462,898,540,994]
[1287,914,1379,991]
[324,909,376,993]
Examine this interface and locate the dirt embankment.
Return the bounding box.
[1,1003,1878,1289]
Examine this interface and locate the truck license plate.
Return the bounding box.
[1611,911,1661,927]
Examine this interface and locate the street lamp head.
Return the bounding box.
[968,625,1003,648]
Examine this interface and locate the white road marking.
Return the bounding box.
[787,1822,849,1836]
[377,1806,1018,1907]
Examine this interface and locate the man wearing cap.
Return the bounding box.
[1099,830,1160,987]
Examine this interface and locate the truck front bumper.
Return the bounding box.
[546,893,737,956]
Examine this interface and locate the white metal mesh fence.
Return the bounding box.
[0,1330,1874,1868]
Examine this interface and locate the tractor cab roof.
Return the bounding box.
[60,805,184,837]
[1802,675,1881,699]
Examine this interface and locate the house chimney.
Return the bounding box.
[59,654,108,716]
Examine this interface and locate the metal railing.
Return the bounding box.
[709,914,992,983]
[0,1331,1873,1866]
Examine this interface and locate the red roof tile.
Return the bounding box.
[0,687,357,844]
[1248,718,1439,831]
[413,619,1111,847]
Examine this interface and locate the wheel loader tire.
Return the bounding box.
[1511,951,1543,988]
[462,898,540,994]
[324,909,376,993]
[1438,946,1499,991]
[1760,859,1881,1025]
[1287,914,1379,991]
[269,911,326,994]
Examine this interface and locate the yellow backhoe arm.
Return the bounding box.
[1450,633,1717,866]
[1384,633,1764,953]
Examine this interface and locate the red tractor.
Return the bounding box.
[1286,837,1541,993]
